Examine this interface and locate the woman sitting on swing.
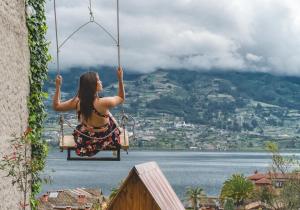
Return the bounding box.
[53,67,125,157]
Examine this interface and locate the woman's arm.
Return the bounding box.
[52,75,78,111]
[99,67,125,108]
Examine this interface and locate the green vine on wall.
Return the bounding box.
[26,0,51,208]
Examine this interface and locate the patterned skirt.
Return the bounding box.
[72,117,121,157]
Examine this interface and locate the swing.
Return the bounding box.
[58,113,134,161]
[53,0,134,161]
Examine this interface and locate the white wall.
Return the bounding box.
[0,0,30,209]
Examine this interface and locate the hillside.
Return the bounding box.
[45,68,300,151]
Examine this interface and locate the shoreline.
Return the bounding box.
[47,144,300,153]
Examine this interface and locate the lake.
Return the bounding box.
[42,150,299,200]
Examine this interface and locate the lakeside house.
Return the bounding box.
[248,170,300,189]
[247,170,300,210]
[198,196,220,210]
[37,188,106,210]
[106,161,185,210]
[244,201,272,210]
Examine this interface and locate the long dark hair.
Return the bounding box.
[77,71,98,121]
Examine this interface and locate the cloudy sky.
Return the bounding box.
[46,0,300,75]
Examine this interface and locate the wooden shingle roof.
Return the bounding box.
[255,177,272,185]
[37,188,103,210]
[248,173,266,181]
[134,162,185,210]
[248,172,300,181]
[107,161,185,210]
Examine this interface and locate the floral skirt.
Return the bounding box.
[72,117,121,157]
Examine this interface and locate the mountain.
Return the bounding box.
[45,68,300,151]
[46,66,141,95]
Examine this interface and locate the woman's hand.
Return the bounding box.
[56,75,62,88]
[96,67,125,109]
[117,67,123,81]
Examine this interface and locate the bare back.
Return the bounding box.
[76,98,109,128]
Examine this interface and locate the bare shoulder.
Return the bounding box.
[95,96,119,109]
[93,97,108,111]
[95,96,111,105]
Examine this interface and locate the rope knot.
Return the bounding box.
[89,9,94,22]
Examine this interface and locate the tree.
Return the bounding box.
[109,180,124,200]
[0,128,52,210]
[281,180,300,209]
[185,186,205,210]
[252,186,276,206]
[255,103,263,114]
[223,198,235,210]
[264,142,300,210]
[220,174,254,206]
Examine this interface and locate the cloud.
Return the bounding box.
[46,0,300,75]
[246,53,262,63]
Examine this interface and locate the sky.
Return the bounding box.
[46,0,300,75]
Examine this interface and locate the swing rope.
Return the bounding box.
[54,0,64,150]
[57,2,117,50]
[61,119,119,141]
[117,0,121,68]
[53,0,60,75]
[88,0,94,22]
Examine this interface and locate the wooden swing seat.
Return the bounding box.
[59,128,129,161]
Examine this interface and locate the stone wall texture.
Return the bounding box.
[0,0,30,209]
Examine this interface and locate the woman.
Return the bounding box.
[53,67,125,156]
